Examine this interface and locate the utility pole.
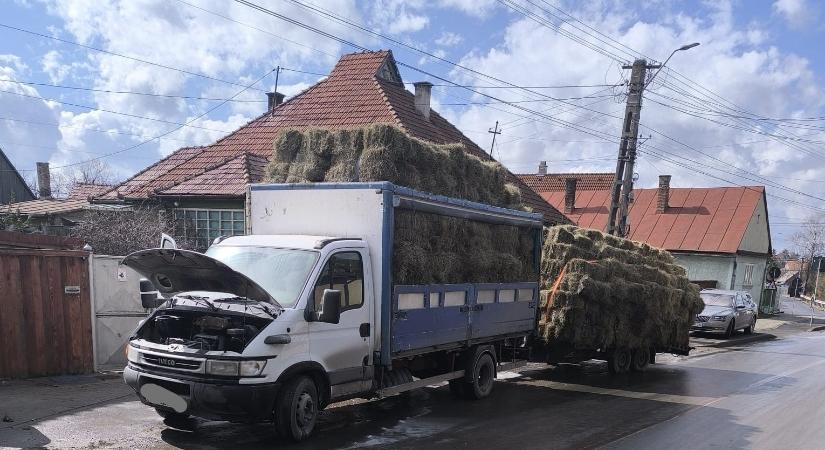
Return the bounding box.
[606,43,699,237]
[488,121,501,156]
[606,59,656,236]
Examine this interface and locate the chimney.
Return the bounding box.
[36,162,52,199]
[413,81,433,120]
[266,91,285,113]
[564,178,577,213]
[657,175,671,213]
[538,161,547,176]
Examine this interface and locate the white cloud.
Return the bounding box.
[369,0,429,34]
[41,50,72,83]
[438,0,497,18]
[773,0,813,28]
[435,31,463,47]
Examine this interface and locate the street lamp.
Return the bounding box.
[647,42,700,86]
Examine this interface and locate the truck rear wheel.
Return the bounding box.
[607,348,631,374]
[467,353,496,399]
[631,348,649,372]
[275,375,318,442]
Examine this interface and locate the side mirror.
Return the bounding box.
[160,233,177,249]
[317,289,341,324]
[140,278,165,309]
[736,305,746,310]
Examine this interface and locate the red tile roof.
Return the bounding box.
[99,50,567,224]
[67,183,113,200]
[541,186,766,254]
[517,172,615,192]
[158,152,267,197]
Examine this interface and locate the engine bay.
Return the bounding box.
[135,308,272,353]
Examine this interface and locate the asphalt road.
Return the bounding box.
[3,302,825,449]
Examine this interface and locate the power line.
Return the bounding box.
[0,116,199,144]
[0,22,267,93]
[0,78,265,102]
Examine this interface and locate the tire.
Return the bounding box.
[466,353,496,400]
[744,318,756,335]
[607,348,632,374]
[724,320,735,338]
[275,376,319,442]
[158,410,195,431]
[631,347,650,372]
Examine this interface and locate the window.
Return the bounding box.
[313,252,364,312]
[743,263,755,286]
[175,209,245,250]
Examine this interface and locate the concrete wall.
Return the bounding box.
[673,253,736,289]
[739,193,771,254]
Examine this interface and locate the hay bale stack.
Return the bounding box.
[266,124,524,210]
[265,125,538,285]
[539,225,703,351]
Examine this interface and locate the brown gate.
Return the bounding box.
[0,248,94,379]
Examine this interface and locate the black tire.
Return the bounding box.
[275,376,319,442]
[631,347,650,372]
[607,348,632,374]
[744,318,756,335]
[724,320,735,338]
[466,353,496,400]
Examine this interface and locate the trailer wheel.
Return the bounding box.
[631,348,650,372]
[467,353,496,399]
[607,348,631,374]
[275,375,318,442]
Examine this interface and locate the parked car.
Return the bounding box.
[693,289,757,338]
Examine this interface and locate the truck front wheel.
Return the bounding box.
[607,348,631,374]
[275,376,319,442]
[467,353,496,399]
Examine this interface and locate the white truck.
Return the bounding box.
[122,182,541,441]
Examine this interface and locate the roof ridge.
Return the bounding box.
[97,145,204,200]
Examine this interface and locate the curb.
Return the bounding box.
[695,333,776,348]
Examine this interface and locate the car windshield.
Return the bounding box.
[701,293,734,307]
[205,246,319,308]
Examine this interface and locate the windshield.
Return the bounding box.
[700,293,734,307]
[205,246,318,308]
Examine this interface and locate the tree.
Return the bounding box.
[69,205,194,256]
[52,160,118,198]
[791,215,825,295]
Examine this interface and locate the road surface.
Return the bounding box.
[3,302,825,449]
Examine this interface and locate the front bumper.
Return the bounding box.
[124,365,279,422]
[691,319,729,332]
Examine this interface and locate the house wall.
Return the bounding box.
[672,253,736,289]
[739,193,770,254]
[0,150,35,203]
[733,253,768,304]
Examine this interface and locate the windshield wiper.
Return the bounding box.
[176,294,219,311]
[213,296,281,316]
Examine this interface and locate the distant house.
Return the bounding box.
[0,147,35,204]
[4,183,124,235]
[518,169,772,305]
[96,50,568,249]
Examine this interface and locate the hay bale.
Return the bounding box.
[265,124,538,285]
[538,225,704,351]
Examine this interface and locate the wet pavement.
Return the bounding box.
[3,295,825,449]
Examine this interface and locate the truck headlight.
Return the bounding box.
[240,360,267,376]
[126,345,140,363]
[205,360,267,377]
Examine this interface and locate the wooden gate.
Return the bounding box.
[0,248,94,379]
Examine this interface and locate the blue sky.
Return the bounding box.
[2,0,824,249]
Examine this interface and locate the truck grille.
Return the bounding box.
[696,315,709,323]
[141,353,202,371]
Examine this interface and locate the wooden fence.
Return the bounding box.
[0,248,94,379]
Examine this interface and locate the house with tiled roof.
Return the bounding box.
[526,170,772,305]
[97,50,568,248]
[1,147,35,204]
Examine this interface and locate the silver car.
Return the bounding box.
[692,289,758,338]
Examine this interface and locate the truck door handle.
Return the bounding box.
[359,323,370,337]
[459,305,470,313]
[474,304,484,311]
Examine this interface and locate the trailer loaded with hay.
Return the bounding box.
[530,226,704,373]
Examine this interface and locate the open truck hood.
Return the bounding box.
[122,248,279,306]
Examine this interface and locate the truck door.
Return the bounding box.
[308,250,372,397]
